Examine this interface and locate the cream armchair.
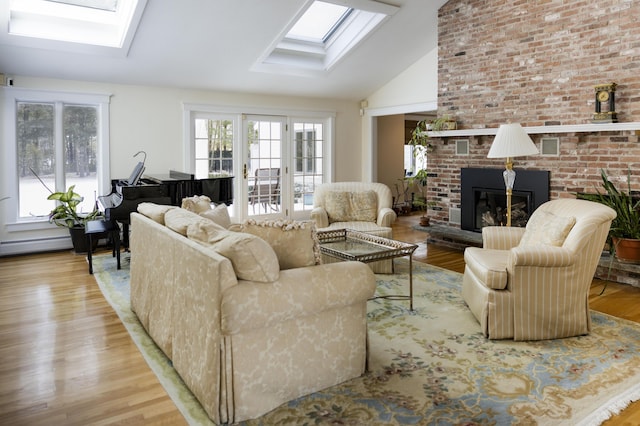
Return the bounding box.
[462,199,616,341]
[311,182,397,272]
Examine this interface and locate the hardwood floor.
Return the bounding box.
[0,213,638,425]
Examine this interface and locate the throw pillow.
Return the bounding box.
[165,208,208,236]
[137,202,175,224]
[200,203,232,229]
[181,195,212,213]
[187,220,279,283]
[238,219,321,270]
[324,190,377,223]
[519,210,576,247]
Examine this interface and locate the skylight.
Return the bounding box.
[6,0,146,55]
[254,0,399,76]
[286,2,352,43]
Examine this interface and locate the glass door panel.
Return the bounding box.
[292,121,323,213]
[244,116,284,218]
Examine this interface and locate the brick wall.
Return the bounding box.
[428,0,640,226]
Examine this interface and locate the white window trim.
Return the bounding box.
[1,86,111,231]
[2,0,147,56]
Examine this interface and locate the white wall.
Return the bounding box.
[366,48,439,111]
[0,76,362,255]
[376,115,405,193]
[361,48,439,181]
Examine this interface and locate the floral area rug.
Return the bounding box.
[92,253,640,425]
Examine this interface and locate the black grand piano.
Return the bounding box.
[98,168,233,248]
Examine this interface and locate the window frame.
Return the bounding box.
[1,87,111,229]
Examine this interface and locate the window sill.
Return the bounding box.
[6,218,57,233]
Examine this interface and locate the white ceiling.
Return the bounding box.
[0,0,447,101]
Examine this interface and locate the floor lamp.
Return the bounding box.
[487,123,538,227]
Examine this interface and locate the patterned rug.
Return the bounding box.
[92,253,640,425]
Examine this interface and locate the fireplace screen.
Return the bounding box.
[474,189,531,229]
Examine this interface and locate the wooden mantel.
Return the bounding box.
[427,122,640,137]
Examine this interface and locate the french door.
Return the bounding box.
[243,115,286,219]
[186,106,329,222]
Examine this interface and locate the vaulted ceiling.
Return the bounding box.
[0,0,447,101]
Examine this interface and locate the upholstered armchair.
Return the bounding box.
[462,199,616,341]
[311,182,397,272]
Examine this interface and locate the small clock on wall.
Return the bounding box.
[593,83,618,123]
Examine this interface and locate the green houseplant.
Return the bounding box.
[406,116,453,225]
[578,168,640,262]
[48,185,102,253]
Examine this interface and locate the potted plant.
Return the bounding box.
[48,185,102,253]
[579,168,640,263]
[406,116,452,225]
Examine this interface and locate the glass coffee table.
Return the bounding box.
[317,229,418,310]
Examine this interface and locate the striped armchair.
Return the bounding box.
[311,182,397,273]
[462,199,616,341]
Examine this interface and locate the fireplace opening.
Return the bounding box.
[474,189,532,228]
[461,168,549,232]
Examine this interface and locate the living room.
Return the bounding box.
[1,0,640,424]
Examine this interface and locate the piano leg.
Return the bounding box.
[122,222,130,251]
[118,220,129,252]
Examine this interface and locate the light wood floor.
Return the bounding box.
[0,213,638,425]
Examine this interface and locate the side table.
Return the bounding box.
[85,219,121,274]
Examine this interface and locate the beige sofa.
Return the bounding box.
[129,205,376,424]
[462,199,615,341]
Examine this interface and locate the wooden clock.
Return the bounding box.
[593,83,618,123]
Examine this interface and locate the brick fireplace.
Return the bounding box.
[421,0,640,285]
[423,0,640,229]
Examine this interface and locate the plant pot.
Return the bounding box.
[69,226,99,254]
[612,237,640,263]
[419,216,430,227]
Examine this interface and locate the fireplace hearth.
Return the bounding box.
[461,168,550,232]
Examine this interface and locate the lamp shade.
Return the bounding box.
[487,123,538,158]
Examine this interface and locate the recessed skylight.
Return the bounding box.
[254,0,399,76]
[5,0,146,55]
[286,1,352,43]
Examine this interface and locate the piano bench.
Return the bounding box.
[86,219,121,275]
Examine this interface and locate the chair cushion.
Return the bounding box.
[464,247,509,290]
[237,219,321,270]
[519,210,576,247]
[187,220,280,283]
[325,190,377,223]
[200,203,232,229]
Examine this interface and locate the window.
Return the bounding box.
[254,0,398,75]
[2,88,110,224]
[404,144,426,177]
[184,104,333,220]
[194,117,234,178]
[17,102,99,218]
[4,0,147,55]
[293,121,324,211]
[286,2,352,42]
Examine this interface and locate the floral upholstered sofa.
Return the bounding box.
[129,203,376,424]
